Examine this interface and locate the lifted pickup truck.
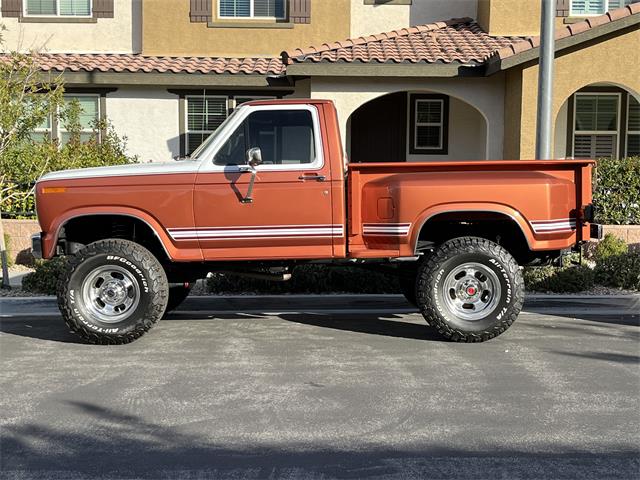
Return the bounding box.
[34,99,600,344]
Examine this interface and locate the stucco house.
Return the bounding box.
[0,0,638,163]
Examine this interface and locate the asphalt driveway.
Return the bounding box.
[1,295,639,479]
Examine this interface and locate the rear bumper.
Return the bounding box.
[31,233,43,259]
[590,224,603,240]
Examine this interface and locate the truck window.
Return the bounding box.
[214,109,316,166]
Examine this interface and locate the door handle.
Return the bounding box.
[298,174,326,182]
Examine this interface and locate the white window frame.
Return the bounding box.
[569,0,632,16]
[23,0,93,18]
[197,104,324,173]
[185,95,229,156]
[59,93,101,144]
[627,95,640,156]
[413,99,444,151]
[572,92,621,159]
[218,0,287,20]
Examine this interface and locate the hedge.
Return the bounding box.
[593,156,640,225]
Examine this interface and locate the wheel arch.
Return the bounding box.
[47,207,175,261]
[410,204,536,258]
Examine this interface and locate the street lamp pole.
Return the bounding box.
[535,0,556,160]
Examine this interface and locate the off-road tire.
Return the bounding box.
[57,239,168,344]
[165,283,193,314]
[416,237,524,342]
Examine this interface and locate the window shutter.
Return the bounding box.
[289,0,310,24]
[556,0,570,16]
[190,0,211,22]
[93,0,114,18]
[1,0,23,17]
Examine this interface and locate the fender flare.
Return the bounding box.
[45,206,176,260]
[410,203,536,254]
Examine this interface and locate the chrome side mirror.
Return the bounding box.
[246,147,263,169]
[241,147,263,204]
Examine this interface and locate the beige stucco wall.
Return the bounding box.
[106,88,180,163]
[311,75,505,160]
[506,27,640,159]
[350,0,477,38]
[142,0,350,56]
[477,0,566,36]
[0,0,140,53]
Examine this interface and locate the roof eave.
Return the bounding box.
[56,70,291,87]
[285,62,486,78]
[485,12,640,75]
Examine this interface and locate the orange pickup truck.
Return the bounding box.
[33,99,601,344]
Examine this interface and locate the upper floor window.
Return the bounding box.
[219,0,286,19]
[25,0,91,17]
[570,0,634,16]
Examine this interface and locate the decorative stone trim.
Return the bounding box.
[602,225,640,245]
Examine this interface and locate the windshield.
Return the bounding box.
[190,107,244,160]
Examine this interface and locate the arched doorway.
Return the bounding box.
[554,83,639,159]
[347,91,488,163]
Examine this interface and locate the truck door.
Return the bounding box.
[191,104,337,261]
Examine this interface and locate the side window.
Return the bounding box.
[214,120,246,166]
[214,109,316,166]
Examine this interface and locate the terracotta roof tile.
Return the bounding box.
[1,53,286,75]
[491,5,639,61]
[282,18,522,65]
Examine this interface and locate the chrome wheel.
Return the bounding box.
[81,265,140,324]
[441,262,501,321]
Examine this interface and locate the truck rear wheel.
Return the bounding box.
[57,239,169,344]
[416,237,524,342]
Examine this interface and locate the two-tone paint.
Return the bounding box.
[35,99,595,262]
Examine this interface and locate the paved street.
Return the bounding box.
[1,295,639,479]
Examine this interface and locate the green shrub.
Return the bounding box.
[21,257,68,295]
[593,156,640,225]
[594,252,640,291]
[524,264,595,293]
[1,108,136,218]
[594,233,628,262]
[207,264,400,295]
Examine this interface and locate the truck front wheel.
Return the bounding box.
[416,237,524,342]
[57,239,169,344]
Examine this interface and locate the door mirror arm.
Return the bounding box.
[241,147,263,204]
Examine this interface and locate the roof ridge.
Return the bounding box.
[281,16,474,63]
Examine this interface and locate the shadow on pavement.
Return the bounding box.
[0,317,83,344]
[1,400,637,480]
[0,312,444,344]
[550,350,640,364]
[277,312,443,341]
